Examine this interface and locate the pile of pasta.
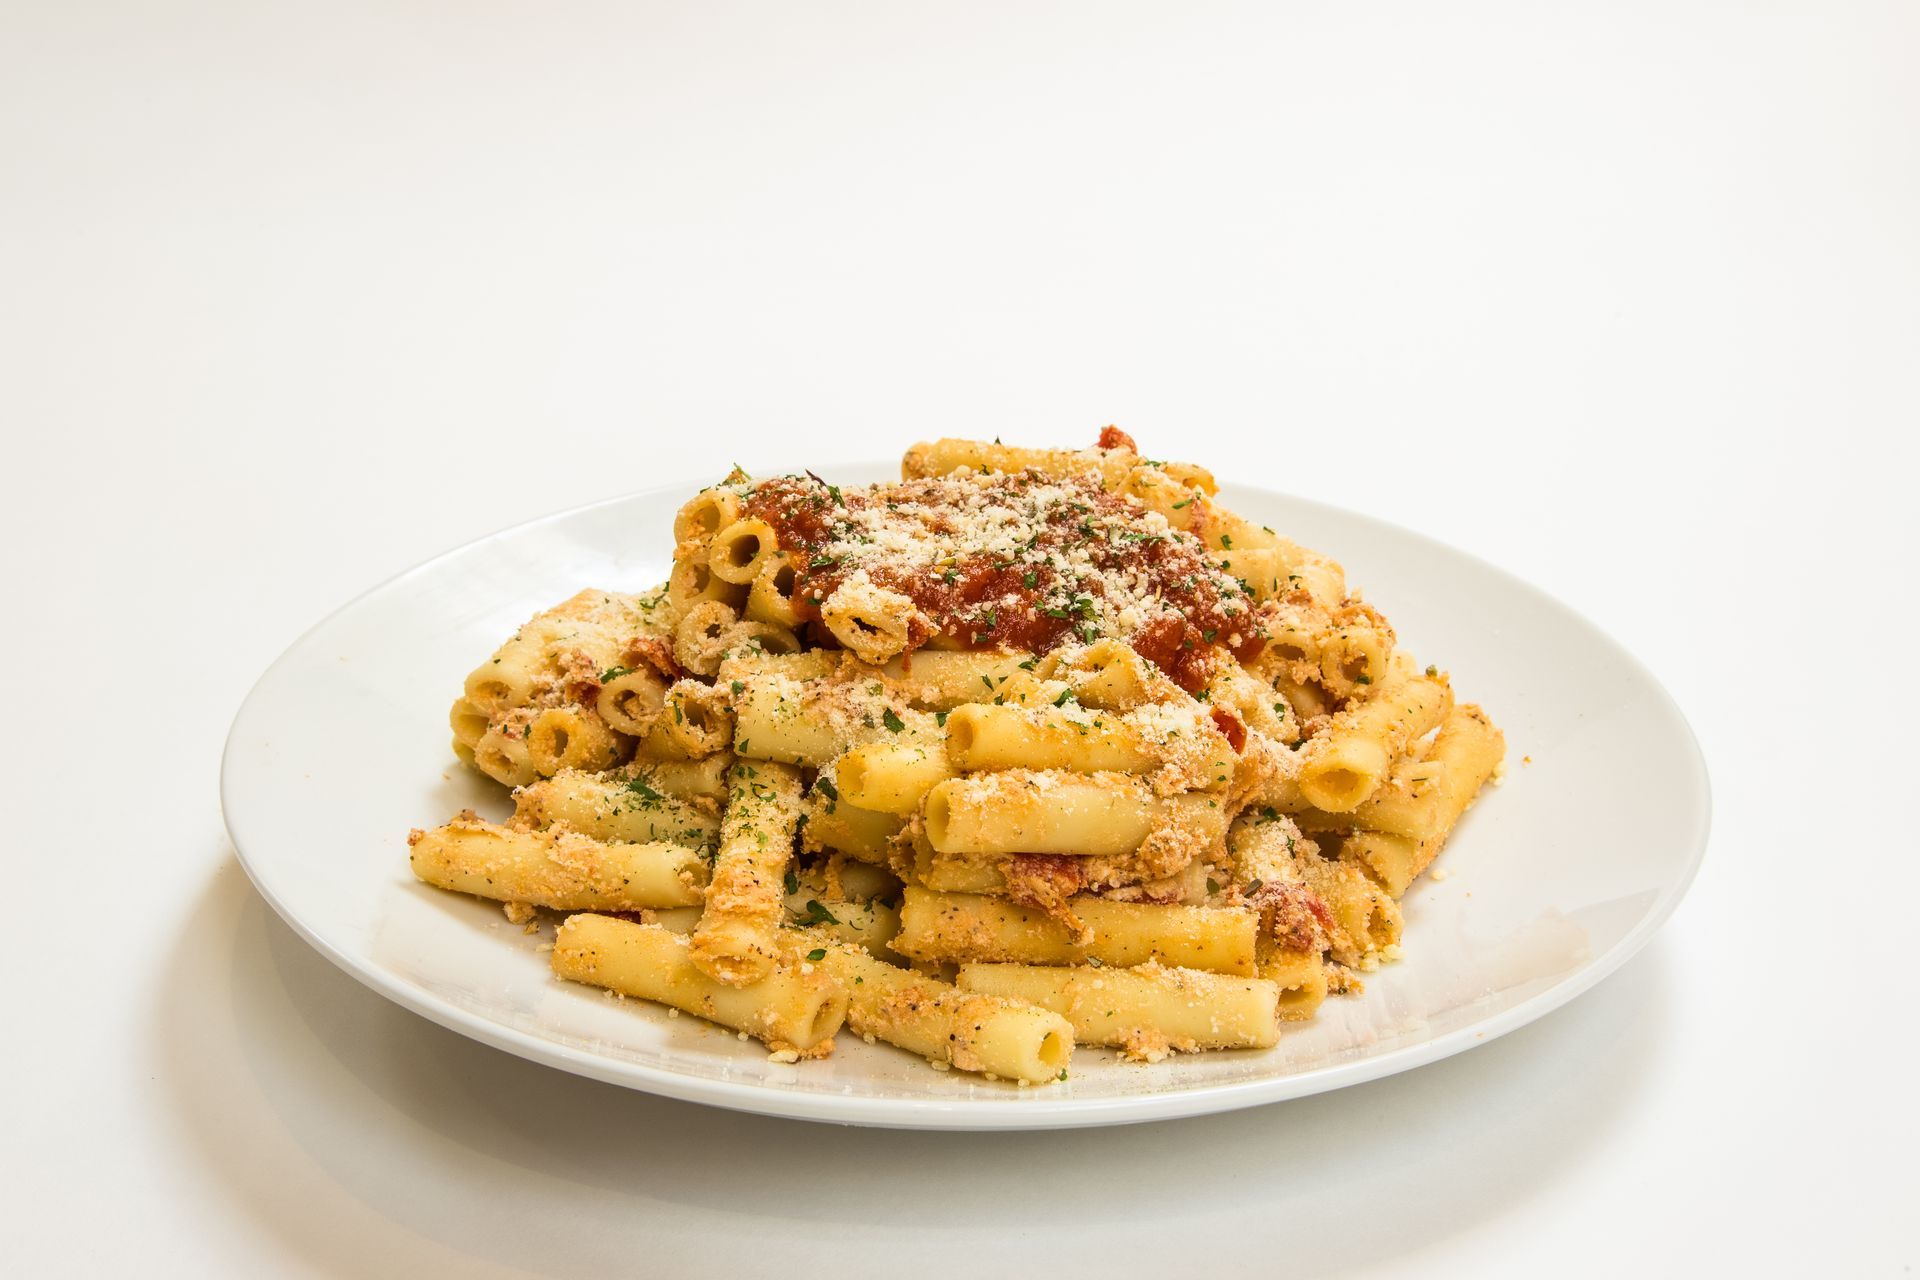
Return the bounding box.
[411,432,1504,1083]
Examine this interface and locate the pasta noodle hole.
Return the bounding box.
[469,678,511,709]
[723,535,762,572]
[922,788,952,846]
[1366,905,1396,949]
[1038,1030,1071,1072]
[1312,768,1367,807]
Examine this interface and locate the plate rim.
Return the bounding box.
[220,466,1712,1131]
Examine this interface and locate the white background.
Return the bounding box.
[4,2,1915,1276]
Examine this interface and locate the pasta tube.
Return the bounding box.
[408,817,706,910]
[1294,757,1449,843]
[597,666,671,736]
[461,589,662,717]
[673,599,740,676]
[524,704,625,777]
[707,517,781,585]
[450,698,488,750]
[922,771,1228,858]
[668,554,744,613]
[1335,703,1505,894]
[942,702,1232,780]
[1293,853,1402,968]
[472,725,539,788]
[459,592,612,713]
[879,650,1032,710]
[731,671,934,766]
[908,848,1008,894]
[1215,547,1283,600]
[957,962,1282,1055]
[1405,703,1504,867]
[745,551,805,627]
[672,485,744,547]
[901,437,1215,495]
[1260,948,1330,1022]
[1039,639,1163,711]
[1336,830,1420,897]
[554,914,846,1056]
[816,858,902,901]
[512,769,721,850]
[639,680,734,760]
[819,944,1073,1083]
[1317,623,1395,697]
[1296,659,1452,812]
[716,647,841,687]
[835,741,956,815]
[893,889,1257,976]
[690,761,803,986]
[635,754,736,803]
[820,576,924,664]
[800,785,905,863]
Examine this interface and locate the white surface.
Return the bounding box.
[3,0,1914,1272]
[224,469,1709,1128]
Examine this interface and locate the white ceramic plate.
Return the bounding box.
[222,466,1709,1130]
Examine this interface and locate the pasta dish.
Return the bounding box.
[408,431,1504,1083]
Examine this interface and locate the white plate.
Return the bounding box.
[222,466,1709,1130]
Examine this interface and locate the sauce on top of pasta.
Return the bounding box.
[741,469,1264,689]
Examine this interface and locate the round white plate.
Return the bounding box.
[223,466,1709,1130]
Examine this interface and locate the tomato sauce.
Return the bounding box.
[741,470,1262,691]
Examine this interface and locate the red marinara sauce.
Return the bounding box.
[740,469,1264,691]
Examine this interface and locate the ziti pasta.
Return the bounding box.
[409,429,1504,1079]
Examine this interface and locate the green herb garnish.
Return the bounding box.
[799,899,841,926]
